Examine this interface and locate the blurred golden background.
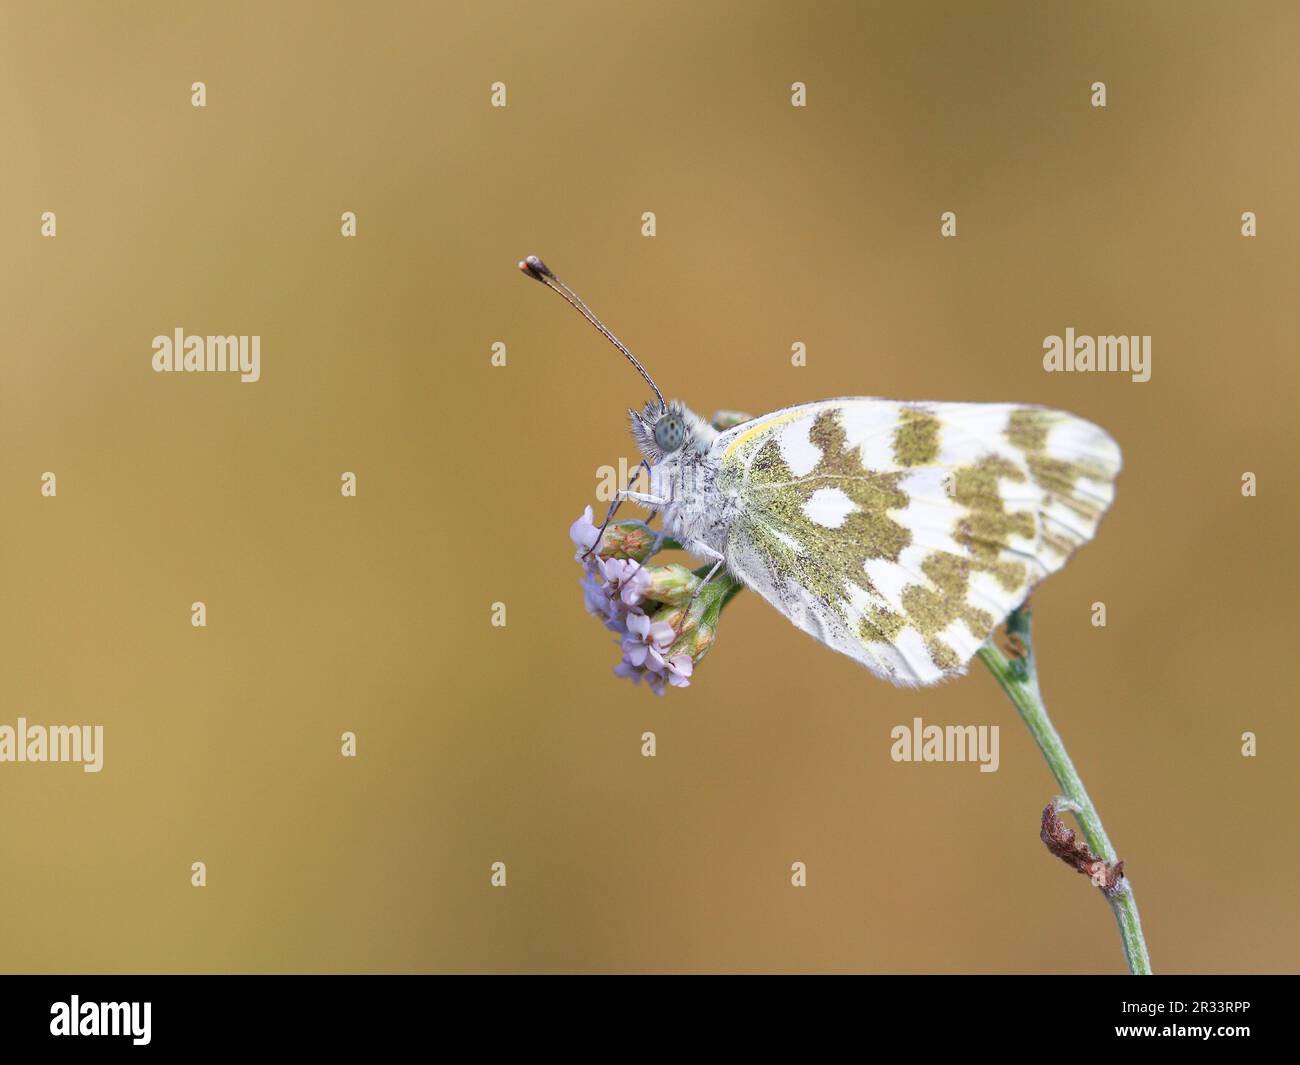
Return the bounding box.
[0,1,1295,973]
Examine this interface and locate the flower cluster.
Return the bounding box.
[571,506,734,695]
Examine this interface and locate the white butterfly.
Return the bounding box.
[522,256,1121,687]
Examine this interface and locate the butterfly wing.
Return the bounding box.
[714,399,1122,686]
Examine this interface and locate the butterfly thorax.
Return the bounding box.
[633,402,738,558]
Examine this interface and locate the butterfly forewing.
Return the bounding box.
[714,399,1121,686]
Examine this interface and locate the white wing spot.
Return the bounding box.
[891,469,970,557]
[841,402,901,472]
[802,486,855,528]
[777,417,821,477]
[863,557,911,611]
[892,626,944,685]
[936,618,984,660]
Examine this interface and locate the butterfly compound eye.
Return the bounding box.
[653,414,686,453]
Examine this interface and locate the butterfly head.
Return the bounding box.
[629,399,711,464]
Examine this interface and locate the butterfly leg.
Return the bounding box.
[618,490,668,506]
[614,460,661,508]
[610,487,670,577]
[622,516,681,581]
[582,459,654,561]
[582,498,621,561]
[681,543,727,620]
[694,546,726,591]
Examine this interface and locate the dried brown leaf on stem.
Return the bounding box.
[1040,800,1126,897]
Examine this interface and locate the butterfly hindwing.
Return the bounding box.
[714,399,1121,686]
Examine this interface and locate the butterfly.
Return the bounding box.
[521,256,1121,687]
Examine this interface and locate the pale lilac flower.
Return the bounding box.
[580,569,626,632]
[664,654,693,687]
[614,660,667,696]
[598,556,635,583]
[572,508,725,696]
[621,611,676,670]
[576,550,653,634]
[599,557,651,607]
[569,505,602,558]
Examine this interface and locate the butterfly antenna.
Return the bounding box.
[518,255,667,413]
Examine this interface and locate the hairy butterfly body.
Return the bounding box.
[632,397,1120,686]
[520,255,1121,687]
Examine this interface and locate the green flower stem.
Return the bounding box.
[689,565,744,611]
[650,527,1149,971]
[976,607,1152,975]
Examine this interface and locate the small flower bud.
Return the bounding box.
[597,520,658,562]
[641,563,701,606]
[661,597,718,664]
[570,508,744,695]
